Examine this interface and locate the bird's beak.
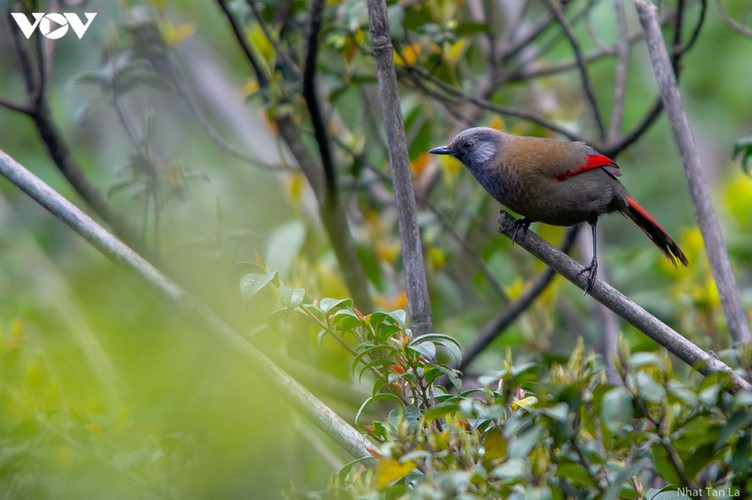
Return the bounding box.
[429,145,452,155]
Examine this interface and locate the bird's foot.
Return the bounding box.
[577,261,598,295]
[510,217,532,245]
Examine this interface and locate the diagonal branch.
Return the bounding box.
[496,211,751,392]
[4,16,146,253]
[460,226,580,371]
[635,0,751,345]
[0,148,375,461]
[544,0,606,141]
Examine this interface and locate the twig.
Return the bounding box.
[216,0,374,310]
[714,0,752,38]
[5,17,146,252]
[0,148,374,461]
[419,198,510,304]
[460,227,579,371]
[605,0,706,157]
[608,0,629,143]
[635,0,751,345]
[496,211,751,392]
[366,0,433,335]
[544,0,606,141]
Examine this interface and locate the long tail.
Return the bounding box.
[622,195,689,267]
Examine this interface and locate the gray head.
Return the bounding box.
[429,127,506,171]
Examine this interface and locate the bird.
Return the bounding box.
[429,127,688,293]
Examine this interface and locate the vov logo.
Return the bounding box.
[10,12,97,40]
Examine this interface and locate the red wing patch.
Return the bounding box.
[554,154,619,181]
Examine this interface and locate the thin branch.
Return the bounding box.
[608,0,629,143]
[635,0,751,345]
[302,0,337,201]
[714,0,752,38]
[0,96,31,114]
[5,17,146,252]
[544,0,606,141]
[0,148,375,461]
[496,211,751,392]
[460,227,579,371]
[399,63,585,141]
[419,198,510,304]
[604,0,706,156]
[216,0,374,310]
[366,0,433,335]
[214,0,270,91]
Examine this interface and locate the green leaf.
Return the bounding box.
[601,387,634,433]
[682,444,717,480]
[239,272,277,301]
[265,220,305,277]
[715,410,752,451]
[332,309,363,330]
[556,462,596,487]
[355,393,403,427]
[634,372,666,404]
[628,352,665,370]
[733,135,752,175]
[319,297,353,314]
[414,334,462,364]
[407,341,436,361]
[423,402,459,422]
[730,432,751,473]
[539,402,569,422]
[651,445,682,485]
[491,457,528,482]
[279,285,305,309]
[509,425,543,459]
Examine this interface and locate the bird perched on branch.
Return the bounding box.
[429,127,688,293]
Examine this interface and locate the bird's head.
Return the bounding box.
[429,127,506,171]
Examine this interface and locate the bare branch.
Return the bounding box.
[0,148,375,461]
[215,0,374,310]
[635,0,751,345]
[497,211,751,392]
[714,0,752,38]
[366,0,433,335]
[608,0,630,142]
[460,227,580,372]
[544,0,606,141]
[302,0,337,200]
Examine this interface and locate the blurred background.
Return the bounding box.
[0,0,751,497]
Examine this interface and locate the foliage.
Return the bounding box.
[244,274,752,498]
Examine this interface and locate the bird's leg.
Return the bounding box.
[510,217,532,245]
[577,221,599,294]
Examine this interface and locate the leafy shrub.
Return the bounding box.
[252,282,752,499]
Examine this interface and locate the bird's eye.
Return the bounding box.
[462,140,475,150]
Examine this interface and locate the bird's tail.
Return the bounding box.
[622,195,689,267]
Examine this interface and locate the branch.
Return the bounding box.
[604,0,706,157]
[544,0,606,141]
[302,0,337,201]
[496,211,751,392]
[216,0,374,310]
[714,0,752,38]
[5,18,146,252]
[366,0,433,335]
[608,0,629,143]
[0,148,374,461]
[460,227,579,371]
[635,0,751,345]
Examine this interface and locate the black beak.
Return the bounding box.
[429,145,452,155]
